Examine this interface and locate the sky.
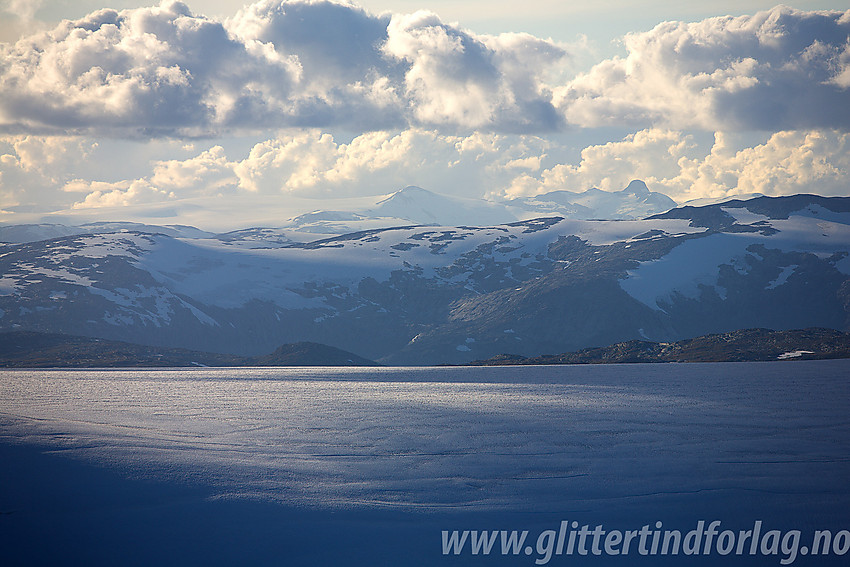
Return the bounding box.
[0,0,848,230]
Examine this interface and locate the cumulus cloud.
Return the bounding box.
[150,145,237,192]
[679,129,850,199]
[227,0,408,130]
[0,135,98,209]
[230,128,550,195]
[504,129,694,197]
[557,6,850,131]
[3,126,848,221]
[2,2,848,222]
[70,179,175,208]
[0,1,301,136]
[17,128,550,209]
[0,0,48,41]
[229,0,393,85]
[0,0,567,136]
[2,2,847,136]
[2,0,42,22]
[383,11,564,131]
[503,129,850,202]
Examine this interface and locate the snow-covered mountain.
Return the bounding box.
[682,192,766,207]
[509,179,677,220]
[0,222,213,244]
[263,186,516,237]
[2,183,678,243]
[245,182,676,237]
[1,194,848,364]
[365,185,517,226]
[271,185,518,236]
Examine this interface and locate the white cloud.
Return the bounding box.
[503,128,850,202]
[0,1,301,136]
[679,129,850,199]
[231,128,551,196]
[0,0,567,136]
[5,126,849,219]
[829,39,850,88]
[1,2,848,226]
[6,128,550,210]
[2,2,847,136]
[383,11,565,131]
[151,145,237,192]
[0,135,98,209]
[3,126,848,225]
[2,0,43,22]
[503,129,694,197]
[233,131,340,193]
[70,179,175,208]
[556,5,850,131]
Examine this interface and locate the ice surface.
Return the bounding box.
[550,218,705,246]
[720,206,771,225]
[0,277,19,295]
[1,362,848,565]
[19,264,95,287]
[620,211,850,308]
[619,233,754,309]
[46,233,155,261]
[1,363,848,511]
[6,214,821,321]
[787,204,850,225]
[777,350,815,359]
[766,216,850,255]
[765,264,798,289]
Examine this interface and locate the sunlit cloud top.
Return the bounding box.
[0,0,567,136]
[1,0,847,137]
[0,1,849,230]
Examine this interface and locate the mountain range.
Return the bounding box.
[1,182,677,242]
[1,189,848,365]
[292,180,678,233]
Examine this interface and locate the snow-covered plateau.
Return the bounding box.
[1,194,848,364]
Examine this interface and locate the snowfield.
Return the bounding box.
[1,362,848,565]
[1,195,849,363]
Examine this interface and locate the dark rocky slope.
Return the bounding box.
[0,331,378,368]
[468,328,850,365]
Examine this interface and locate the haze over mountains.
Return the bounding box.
[1,181,678,242]
[1,186,848,365]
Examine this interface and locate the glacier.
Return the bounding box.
[1,194,848,363]
[1,362,848,565]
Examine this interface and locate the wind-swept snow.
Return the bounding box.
[619,204,850,309]
[0,357,847,567]
[1,362,847,513]
[619,233,757,310]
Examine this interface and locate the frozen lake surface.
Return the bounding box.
[1,361,849,565]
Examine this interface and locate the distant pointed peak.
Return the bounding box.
[624,180,649,194]
[377,185,430,203]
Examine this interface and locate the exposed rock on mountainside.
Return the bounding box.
[0,331,378,367]
[468,328,850,365]
[510,179,677,220]
[0,194,848,365]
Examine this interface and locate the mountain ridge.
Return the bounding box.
[513,179,678,221]
[3,328,847,368]
[0,331,379,368]
[1,193,847,365]
[467,328,850,365]
[1,181,681,243]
